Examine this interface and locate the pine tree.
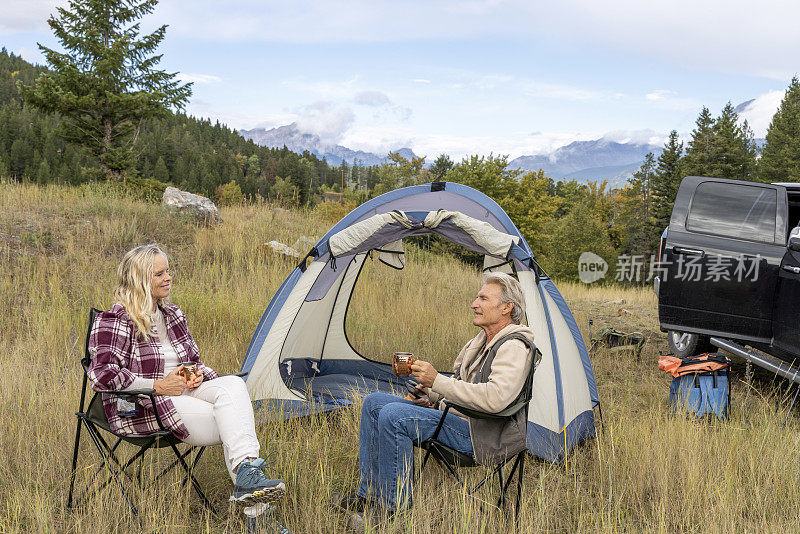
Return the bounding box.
[650,130,683,236]
[18,0,192,181]
[153,156,168,182]
[616,152,657,258]
[709,102,757,180]
[682,107,715,177]
[36,159,51,184]
[429,154,453,181]
[759,77,800,183]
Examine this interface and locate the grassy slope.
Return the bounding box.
[1,181,799,533]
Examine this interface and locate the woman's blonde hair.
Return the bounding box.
[114,244,167,339]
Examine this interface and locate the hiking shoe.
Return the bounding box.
[332,492,369,514]
[231,458,286,506]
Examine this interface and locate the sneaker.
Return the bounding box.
[231,458,286,506]
[332,492,369,514]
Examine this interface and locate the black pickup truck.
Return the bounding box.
[656,176,800,365]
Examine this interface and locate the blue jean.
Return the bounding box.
[355,392,473,511]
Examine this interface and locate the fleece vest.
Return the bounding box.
[458,332,539,465]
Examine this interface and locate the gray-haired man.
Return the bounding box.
[335,272,536,524]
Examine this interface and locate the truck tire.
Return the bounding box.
[667,330,714,358]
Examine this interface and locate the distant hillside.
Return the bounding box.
[239,123,418,166]
[509,139,663,187]
[0,48,353,204]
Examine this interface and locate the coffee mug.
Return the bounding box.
[181,362,198,383]
[392,352,415,377]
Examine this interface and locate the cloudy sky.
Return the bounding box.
[1,0,799,159]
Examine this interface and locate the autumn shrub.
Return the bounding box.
[215,179,244,206]
[312,199,358,223]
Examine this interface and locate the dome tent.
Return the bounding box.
[240,181,600,462]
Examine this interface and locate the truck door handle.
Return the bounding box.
[782,265,800,274]
[672,246,705,257]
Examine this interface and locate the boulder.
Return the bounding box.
[162,186,221,225]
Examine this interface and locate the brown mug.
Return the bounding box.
[392,352,415,377]
[181,362,198,383]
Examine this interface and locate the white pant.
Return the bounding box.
[171,375,260,482]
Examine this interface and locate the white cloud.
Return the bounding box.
[522,81,606,102]
[526,1,800,80]
[281,76,360,99]
[146,1,800,80]
[178,73,222,84]
[352,91,413,121]
[353,90,391,107]
[646,90,676,101]
[295,101,355,145]
[7,1,800,80]
[601,130,667,147]
[735,90,786,137]
[15,47,43,64]
[394,106,412,121]
[413,79,431,84]
[0,0,59,34]
[341,126,605,161]
[642,89,699,111]
[185,98,296,130]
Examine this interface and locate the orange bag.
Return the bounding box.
[659,352,731,378]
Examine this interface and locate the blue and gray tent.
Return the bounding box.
[241,181,600,462]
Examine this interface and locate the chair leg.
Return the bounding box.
[89,433,145,499]
[429,446,463,485]
[190,446,206,470]
[153,442,196,483]
[72,424,120,507]
[67,416,84,509]
[167,441,214,513]
[176,447,210,497]
[81,420,141,524]
[515,453,525,522]
[470,472,492,494]
[185,447,214,514]
[91,436,130,494]
[421,447,433,471]
[496,464,506,511]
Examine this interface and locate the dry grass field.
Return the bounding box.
[2,181,800,533]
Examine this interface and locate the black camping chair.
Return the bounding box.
[419,345,541,521]
[67,308,245,520]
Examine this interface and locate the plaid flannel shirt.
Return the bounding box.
[87,302,219,440]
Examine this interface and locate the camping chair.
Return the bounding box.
[66,308,245,520]
[419,345,541,521]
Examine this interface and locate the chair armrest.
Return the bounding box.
[94,388,168,432]
[443,399,526,420]
[95,388,156,397]
[226,371,248,378]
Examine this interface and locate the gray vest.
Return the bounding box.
[456,333,539,465]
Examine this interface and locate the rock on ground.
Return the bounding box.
[162,186,221,225]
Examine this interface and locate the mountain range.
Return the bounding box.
[508,139,663,187]
[239,124,664,187]
[238,123,417,167]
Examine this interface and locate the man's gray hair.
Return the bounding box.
[483,272,526,324]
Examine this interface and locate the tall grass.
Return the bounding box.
[2,181,800,532]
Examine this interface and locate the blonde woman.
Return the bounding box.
[87,244,285,511]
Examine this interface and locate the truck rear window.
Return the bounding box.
[686,182,776,243]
